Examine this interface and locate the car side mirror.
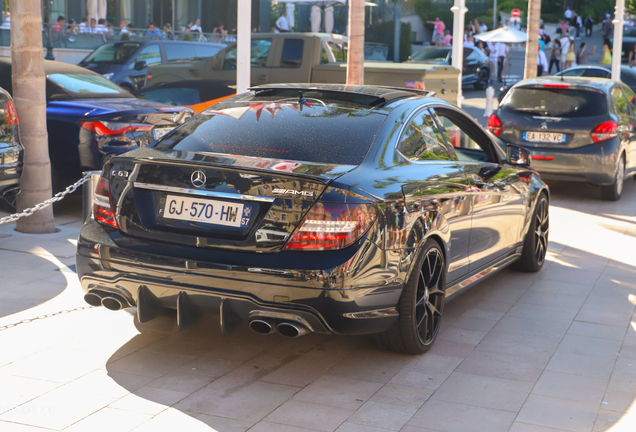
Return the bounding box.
[506,145,531,167]
[134,60,147,71]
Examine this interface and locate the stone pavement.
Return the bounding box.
[1,180,636,432]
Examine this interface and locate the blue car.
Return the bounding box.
[0,58,192,190]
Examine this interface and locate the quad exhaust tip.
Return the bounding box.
[249,319,276,335]
[83,292,103,307]
[84,290,130,311]
[276,322,309,338]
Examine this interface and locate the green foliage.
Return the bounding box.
[183,33,192,41]
[120,33,130,41]
[366,20,412,62]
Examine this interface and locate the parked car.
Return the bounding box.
[555,65,636,93]
[145,33,461,103]
[489,76,635,200]
[77,84,549,354]
[0,85,22,210]
[78,40,226,94]
[405,46,490,90]
[139,79,235,114]
[0,58,192,191]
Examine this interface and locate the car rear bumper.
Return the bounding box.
[76,219,404,336]
[526,138,620,185]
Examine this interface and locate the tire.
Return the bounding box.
[474,69,489,90]
[512,193,549,272]
[375,240,446,354]
[600,155,625,201]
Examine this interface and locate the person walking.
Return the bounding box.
[427,17,445,45]
[577,42,596,65]
[548,39,561,74]
[487,41,498,84]
[560,35,571,70]
[496,41,507,82]
[585,15,594,37]
[600,43,612,65]
[565,43,576,68]
[537,42,548,76]
[575,14,582,39]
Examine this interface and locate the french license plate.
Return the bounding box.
[523,131,566,143]
[162,195,245,227]
[154,127,174,140]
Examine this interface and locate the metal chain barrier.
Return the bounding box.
[0,306,95,331]
[0,173,91,225]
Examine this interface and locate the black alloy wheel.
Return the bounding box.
[512,193,549,272]
[376,240,446,354]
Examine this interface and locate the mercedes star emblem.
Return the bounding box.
[191,170,206,188]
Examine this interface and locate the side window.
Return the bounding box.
[611,86,628,115]
[251,39,272,67]
[280,39,304,68]
[583,68,611,78]
[194,45,222,58]
[436,113,492,163]
[621,73,636,88]
[137,45,162,67]
[561,68,585,76]
[397,111,452,162]
[622,86,636,115]
[165,44,197,62]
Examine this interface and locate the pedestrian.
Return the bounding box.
[276,11,290,32]
[52,15,65,32]
[67,19,77,35]
[477,40,487,56]
[577,43,596,65]
[585,15,593,37]
[496,41,507,82]
[575,14,582,39]
[487,41,498,83]
[602,14,613,39]
[560,35,571,70]
[548,39,561,74]
[480,21,488,32]
[94,19,110,36]
[79,16,88,33]
[560,20,568,36]
[427,17,445,45]
[537,42,548,76]
[463,35,475,48]
[146,23,161,39]
[565,43,576,68]
[190,18,202,33]
[629,44,636,66]
[600,43,612,65]
[120,20,129,35]
[442,29,452,46]
[564,7,573,22]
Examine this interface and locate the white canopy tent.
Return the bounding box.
[474,26,528,43]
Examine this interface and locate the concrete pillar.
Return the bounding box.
[237,0,251,93]
[612,0,625,81]
[451,0,467,107]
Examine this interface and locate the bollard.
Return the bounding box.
[484,86,495,118]
[82,171,102,222]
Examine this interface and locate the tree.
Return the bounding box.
[524,0,541,80]
[347,0,365,84]
[10,0,55,233]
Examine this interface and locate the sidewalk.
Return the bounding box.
[1,180,636,431]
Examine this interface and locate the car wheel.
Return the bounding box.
[375,239,446,354]
[474,69,489,90]
[600,156,625,201]
[512,193,549,272]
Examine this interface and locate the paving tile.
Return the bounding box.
[456,349,550,383]
[173,376,298,423]
[431,371,533,412]
[461,307,506,321]
[447,316,498,333]
[69,407,152,432]
[517,289,587,311]
[476,331,561,359]
[592,408,636,432]
[131,407,251,432]
[175,355,242,378]
[505,302,579,323]
[407,400,516,432]
[567,321,627,341]
[539,267,601,286]
[347,401,417,431]
[490,314,572,339]
[545,351,617,380]
[105,348,197,378]
[424,339,476,358]
[60,369,153,399]
[601,389,636,414]
[0,374,60,415]
[389,367,450,391]
[438,327,487,345]
[0,421,56,432]
[508,423,570,432]
[336,422,394,432]
[293,375,382,410]
[249,421,323,432]
[146,370,216,394]
[369,383,434,408]
[264,400,354,432]
[0,388,114,430]
[532,370,608,404]
[515,394,600,432]
[109,386,189,415]
[557,334,622,359]
[608,356,636,393]
[526,279,594,298]
[406,353,465,374]
[327,348,413,384]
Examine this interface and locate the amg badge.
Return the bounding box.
[272,188,314,197]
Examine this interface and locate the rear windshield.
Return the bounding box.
[47,73,129,95]
[82,43,141,64]
[155,98,385,165]
[500,87,607,118]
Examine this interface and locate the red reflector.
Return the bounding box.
[542,83,570,88]
[284,203,379,251]
[79,121,153,137]
[5,100,18,126]
[591,120,618,143]
[487,114,502,136]
[531,156,555,160]
[93,175,119,229]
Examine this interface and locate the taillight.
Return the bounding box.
[93,176,119,229]
[78,121,153,137]
[284,203,379,251]
[487,114,502,136]
[591,120,618,143]
[5,100,18,126]
[542,83,570,88]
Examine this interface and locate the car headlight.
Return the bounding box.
[102,73,114,80]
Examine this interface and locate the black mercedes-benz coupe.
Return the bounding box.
[76,84,549,354]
